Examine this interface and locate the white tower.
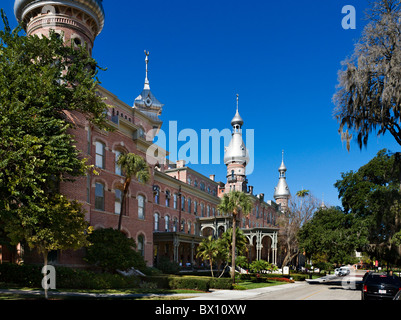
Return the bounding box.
[274,151,291,211]
[224,95,250,193]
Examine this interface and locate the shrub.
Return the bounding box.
[169,276,210,292]
[0,263,140,289]
[156,256,180,275]
[209,277,233,289]
[84,228,147,273]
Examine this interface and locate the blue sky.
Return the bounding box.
[3,0,400,207]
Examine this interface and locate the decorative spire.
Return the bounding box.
[231,93,244,128]
[144,50,150,90]
[236,94,239,112]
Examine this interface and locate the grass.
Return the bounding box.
[234,280,288,290]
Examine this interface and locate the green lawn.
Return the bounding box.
[234,280,289,290]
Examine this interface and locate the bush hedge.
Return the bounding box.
[0,263,139,289]
[144,275,232,291]
[0,263,232,291]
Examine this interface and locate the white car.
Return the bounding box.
[337,267,351,276]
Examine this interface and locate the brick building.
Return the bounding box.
[1,0,291,268]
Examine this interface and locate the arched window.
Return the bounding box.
[201,203,205,217]
[187,198,191,213]
[115,150,122,175]
[95,141,105,169]
[138,195,145,219]
[95,182,104,211]
[207,205,210,217]
[173,193,178,210]
[188,221,192,234]
[194,200,198,215]
[165,190,170,207]
[154,187,160,204]
[181,196,185,212]
[181,219,185,233]
[154,213,159,231]
[165,215,170,232]
[114,189,122,215]
[173,217,178,232]
[137,235,145,257]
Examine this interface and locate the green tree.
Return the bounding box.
[334,149,401,264]
[0,11,108,281]
[218,191,253,282]
[196,236,218,277]
[116,153,150,231]
[84,228,147,273]
[298,207,367,265]
[216,228,248,277]
[333,0,401,150]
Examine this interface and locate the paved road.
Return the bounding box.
[247,281,361,300]
[187,274,363,300]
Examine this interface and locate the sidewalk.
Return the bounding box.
[0,282,305,300]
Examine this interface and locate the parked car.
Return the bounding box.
[335,266,351,277]
[394,289,401,300]
[362,273,401,300]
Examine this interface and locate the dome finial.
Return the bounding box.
[231,93,244,128]
[144,50,150,90]
[236,93,239,112]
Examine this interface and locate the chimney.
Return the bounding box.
[176,160,186,168]
[249,186,254,194]
[209,174,215,181]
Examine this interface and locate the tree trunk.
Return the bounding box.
[209,258,214,278]
[118,178,130,231]
[231,213,237,283]
[43,251,48,300]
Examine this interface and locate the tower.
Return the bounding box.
[14,0,105,56]
[274,151,291,211]
[133,50,164,122]
[224,95,250,193]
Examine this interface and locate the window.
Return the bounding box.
[188,221,191,234]
[194,180,198,187]
[181,219,185,232]
[173,217,178,232]
[115,151,122,175]
[194,200,198,215]
[114,189,122,215]
[173,193,178,210]
[95,141,105,168]
[138,235,144,257]
[154,213,159,231]
[212,207,216,216]
[207,205,210,217]
[165,190,170,207]
[200,182,205,191]
[165,215,170,232]
[201,203,204,217]
[187,198,191,213]
[95,182,104,211]
[154,188,160,204]
[138,195,145,219]
[181,196,185,212]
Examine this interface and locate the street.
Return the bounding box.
[247,281,361,300]
[187,273,364,300]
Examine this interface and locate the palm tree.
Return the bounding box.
[296,189,310,198]
[117,153,150,231]
[218,190,252,282]
[196,235,218,277]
